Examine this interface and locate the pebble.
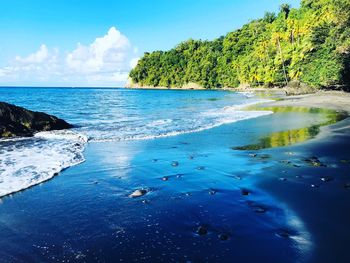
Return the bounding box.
[276,229,292,238]
[208,189,217,195]
[320,176,334,182]
[252,206,267,213]
[196,226,208,236]
[129,189,148,198]
[218,233,229,241]
[279,177,287,181]
[241,189,250,196]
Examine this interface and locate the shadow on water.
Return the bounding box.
[233,106,348,150]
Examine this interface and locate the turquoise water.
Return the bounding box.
[0,87,339,262]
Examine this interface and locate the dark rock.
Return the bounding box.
[218,233,229,241]
[276,229,292,238]
[320,176,334,182]
[0,101,73,138]
[241,189,250,196]
[279,177,287,181]
[208,189,217,195]
[196,225,208,236]
[304,156,326,167]
[171,161,179,167]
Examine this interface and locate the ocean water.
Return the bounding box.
[0,87,273,197]
[0,87,342,262]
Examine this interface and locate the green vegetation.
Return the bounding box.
[129,0,350,89]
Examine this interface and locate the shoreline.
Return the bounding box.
[263,91,350,114]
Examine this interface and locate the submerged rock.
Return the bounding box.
[129,189,148,198]
[304,156,326,167]
[171,161,179,167]
[196,225,208,236]
[208,189,217,195]
[0,101,73,138]
[218,233,229,241]
[276,229,292,238]
[320,176,334,182]
[241,189,250,196]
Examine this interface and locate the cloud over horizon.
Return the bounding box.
[0,27,139,87]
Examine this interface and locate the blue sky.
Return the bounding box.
[0,0,300,87]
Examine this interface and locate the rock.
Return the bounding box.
[252,206,267,213]
[320,176,334,182]
[196,225,208,236]
[197,166,205,170]
[171,161,179,167]
[249,153,257,157]
[208,189,217,195]
[304,156,326,167]
[276,229,292,238]
[162,176,169,181]
[218,233,229,241]
[0,101,73,138]
[241,189,250,196]
[129,189,148,198]
[279,177,287,181]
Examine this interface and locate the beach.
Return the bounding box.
[0,88,349,262]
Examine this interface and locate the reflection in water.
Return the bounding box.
[234,107,348,150]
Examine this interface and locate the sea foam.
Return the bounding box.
[0,130,87,197]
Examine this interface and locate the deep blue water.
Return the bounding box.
[0,87,346,262]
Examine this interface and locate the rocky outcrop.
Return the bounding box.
[0,102,73,138]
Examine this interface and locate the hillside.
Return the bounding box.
[129,0,350,90]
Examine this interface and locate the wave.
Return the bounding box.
[0,130,87,197]
[0,97,273,197]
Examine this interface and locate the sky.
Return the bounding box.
[0,0,300,87]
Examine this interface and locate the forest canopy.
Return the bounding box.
[129,0,350,89]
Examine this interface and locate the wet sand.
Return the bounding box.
[265,91,350,113]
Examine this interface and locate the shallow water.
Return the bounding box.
[0,87,347,262]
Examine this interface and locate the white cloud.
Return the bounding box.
[66,27,131,74]
[15,44,51,65]
[0,27,137,86]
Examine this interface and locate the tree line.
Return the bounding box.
[129,0,350,89]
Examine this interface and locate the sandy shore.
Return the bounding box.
[263,91,350,113]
